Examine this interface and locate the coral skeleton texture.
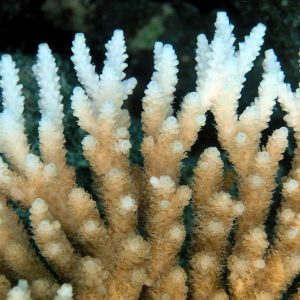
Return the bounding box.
[0,11,300,300]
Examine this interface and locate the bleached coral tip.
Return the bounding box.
[197,33,208,43]
[235,132,248,145]
[195,254,214,270]
[248,175,264,188]
[218,191,231,202]
[160,200,171,209]
[127,236,145,253]
[161,116,179,133]
[160,175,174,187]
[150,176,159,188]
[255,151,270,164]
[164,44,173,50]
[184,92,199,106]
[73,86,84,94]
[31,198,48,213]
[281,208,295,222]
[154,41,163,50]
[120,195,136,212]
[100,100,115,115]
[169,267,186,283]
[285,179,299,194]
[208,220,225,234]
[113,29,124,37]
[115,127,128,138]
[216,11,229,23]
[278,127,289,136]
[199,161,209,170]
[107,167,122,178]
[0,174,11,185]
[265,49,275,58]
[43,163,58,178]
[38,43,50,52]
[234,202,245,215]
[1,54,13,62]
[26,153,40,164]
[207,147,220,156]
[251,227,266,240]
[254,259,265,269]
[20,279,29,286]
[195,115,206,126]
[47,243,62,256]
[117,140,131,154]
[74,32,85,40]
[55,283,73,298]
[82,220,99,233]
[171,140,184,154]
[82,135,98,150]
[287,228,299,240]
[256,23,266,32]
[169,225,184,241]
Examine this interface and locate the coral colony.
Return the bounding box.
[0,11,300,300]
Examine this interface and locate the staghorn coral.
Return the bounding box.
[0,11,299,299]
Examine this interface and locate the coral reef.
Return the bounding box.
[0,11,300,300]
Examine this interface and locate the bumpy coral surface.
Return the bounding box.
[0,11,300,300]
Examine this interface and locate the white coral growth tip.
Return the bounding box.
[0,54,29,169]
[33,43,63,122]
[71,30,136,110]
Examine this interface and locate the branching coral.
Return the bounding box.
[0,11,299,300]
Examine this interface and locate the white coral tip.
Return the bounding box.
[120,195,137,213]
[160,199,171,209]
[285,179,299,194]
[171,140,184,154]
[82,135,98,150]
[248,175,264,188]
[55,283,73,300]
[43,163,58,178]
[31,198,48,213]
[116,140,131,154]
[195,114,206,126]
[235,132,248,145]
